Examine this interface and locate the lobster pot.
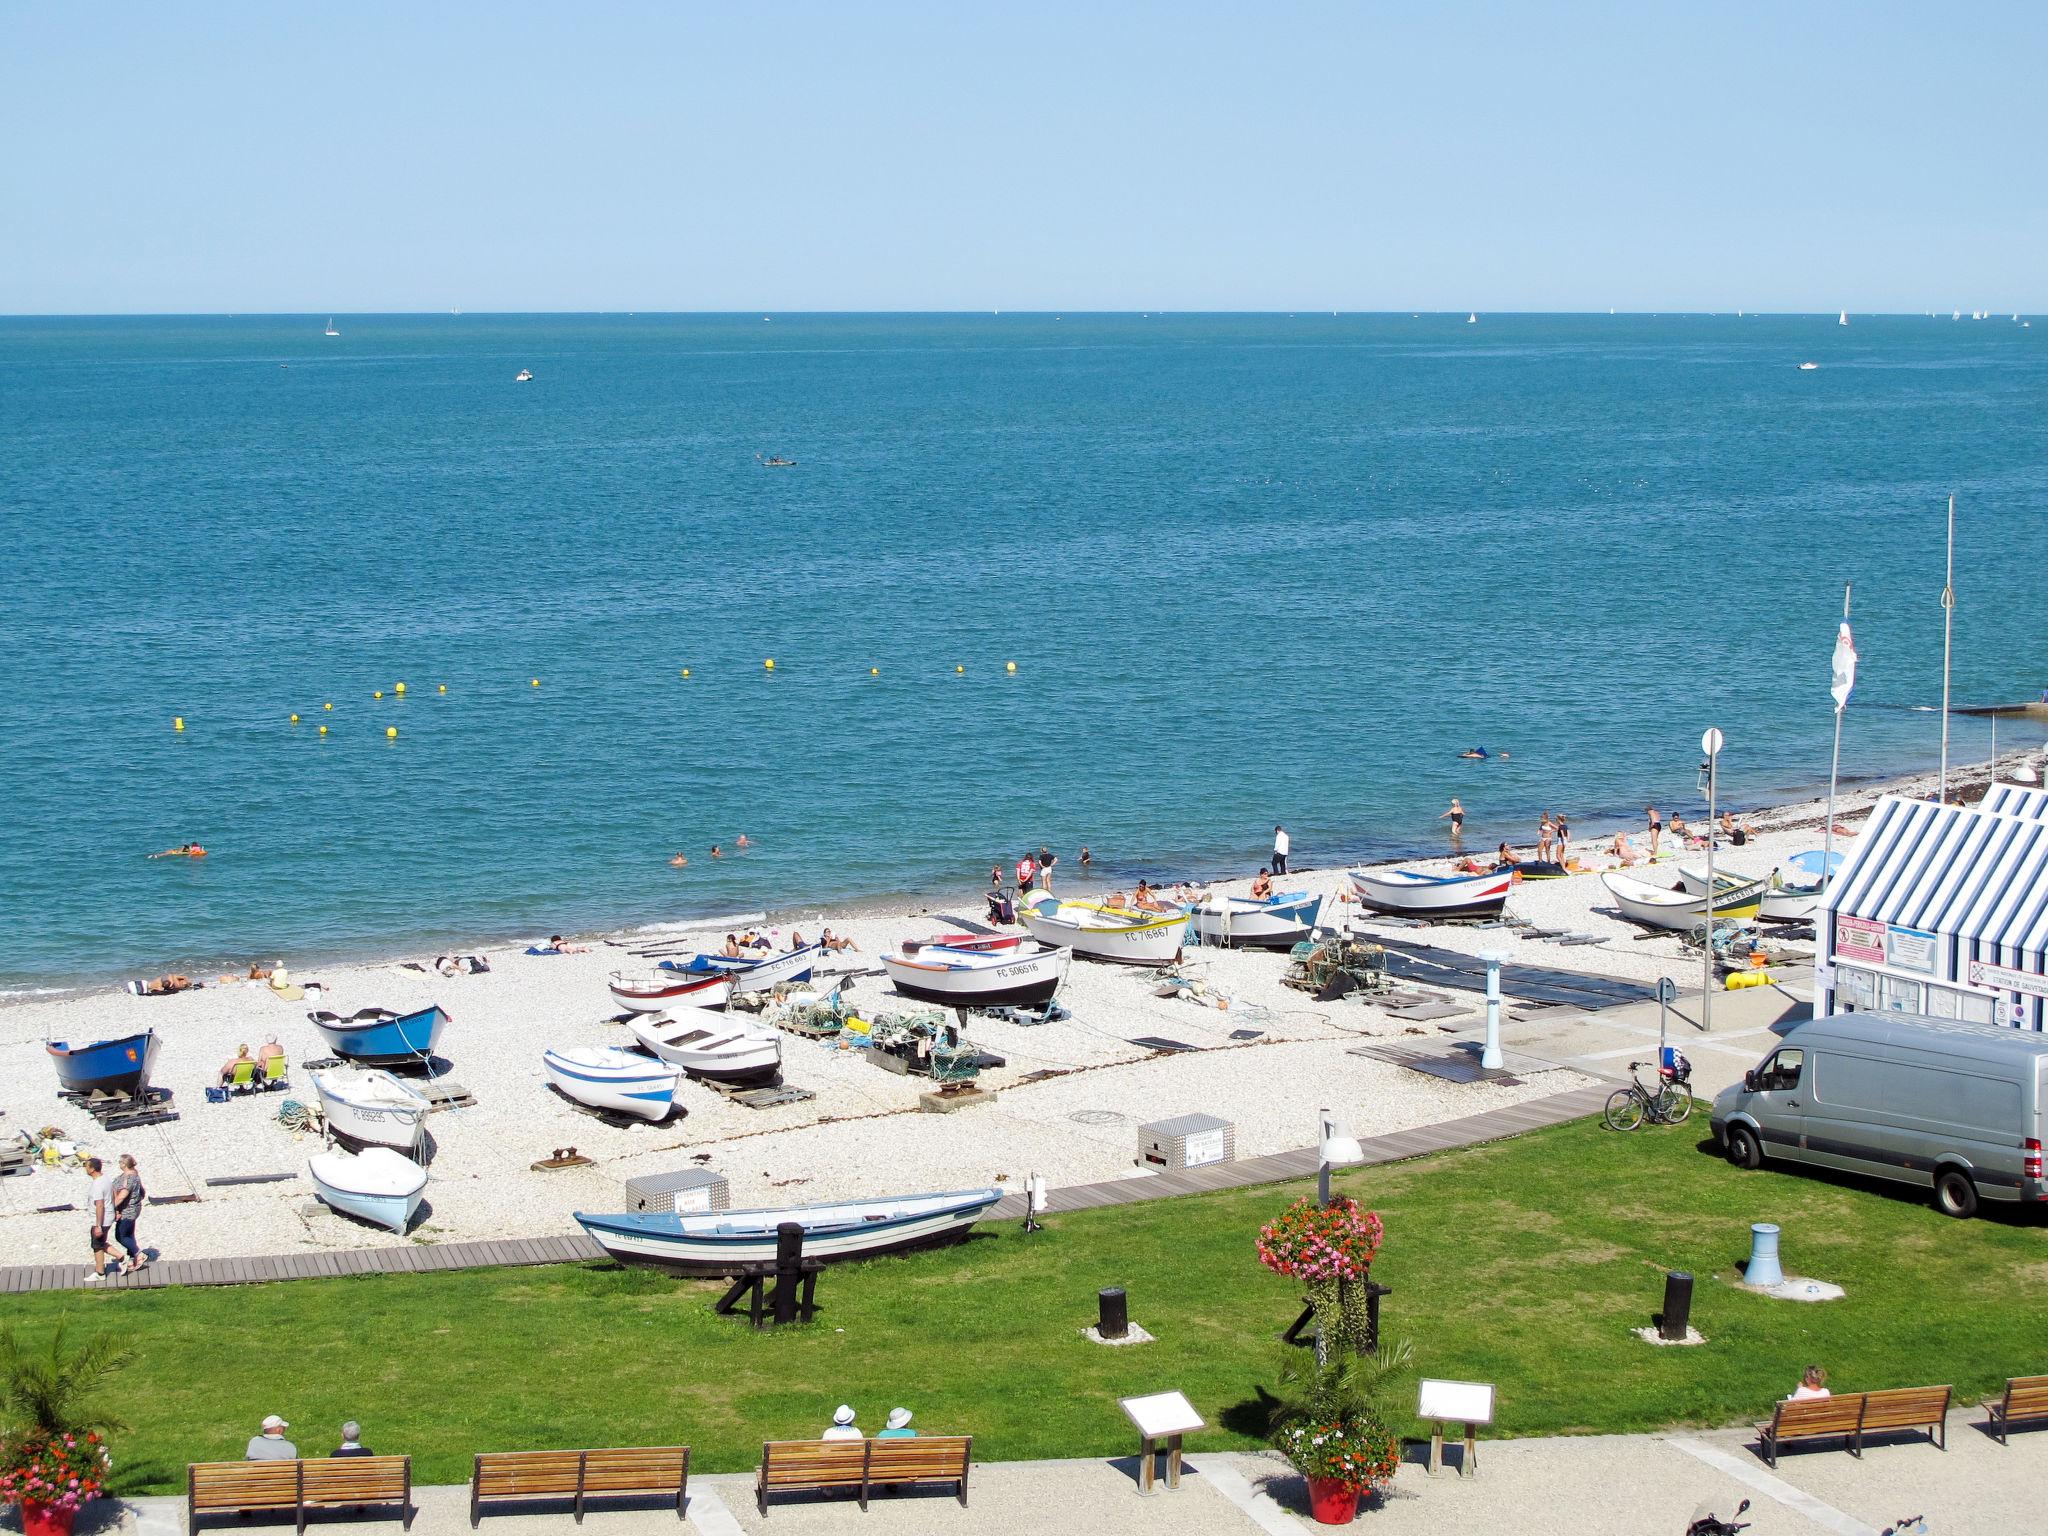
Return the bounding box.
[1138,1113,1235,1172]
[623,1168,730,1215]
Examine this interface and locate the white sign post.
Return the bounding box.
[1416,1378,1495,1476]
[1119,1391,1205,1494]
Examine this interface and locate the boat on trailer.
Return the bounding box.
[880,939,1070,1008]
[1350,866,1513,920]
[1189,891,1324,948]
[542,1045,683,1121]
[656,943,822,994]
[607,970,734,1014]
[1018,893,1187,964]
[306,1005,449,1066]
[575,1186,1005,1273]
[48,1031,162,1097]
[1600,870,1766,930]
[308,1146,427,1233]
[309,1066,432,1152]
[626,1010,784,1079]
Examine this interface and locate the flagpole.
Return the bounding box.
[1824,583,1852,882]
[1940,493,1956,802]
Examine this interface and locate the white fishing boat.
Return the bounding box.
[1600,870,1766,930]
[324,318,340,336]
[575,1187,1003,1273]
[514,368,533,382]
[656,942,822,994]
[1350,866,1513,920]
[542,1045,682,1121]
[607,969,734,1014]
[1757,848,1843,923]
[1189,891,1324,948]
[627,1010,783,1079]
[881,939,1070,1008]
[307,1146,427,1233]
[1675,864,1768,898]
[1018,892,1187,965]
[309,1066,431,1152]
[1799,361,1820,370]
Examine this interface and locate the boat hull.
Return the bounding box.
[1600,872,1766,930]
[575,1188,1002,1274]
[1018,897,1187,964]
[627,1012,784,1079]
[1190,893,1323,948]
[1351,868,1511,920]
[310,1069,430,1152]
[542,1048,681,1121]
[307,1005,449,1067]
[308,1149,427,1234]
[48,1031,160,1097]
[656,944,821,995]
[880,945,1069,1008]
[608,972,734,1014]
[1759,884,1824,923]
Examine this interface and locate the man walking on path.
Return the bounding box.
[83,1156,113,1282]
[1271,825,1290,876]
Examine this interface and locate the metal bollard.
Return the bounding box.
[1746,1223,1784,1288]
[773,1223,803,1326]
[1098,1286,1129,1340]
[1659,1271,1693,1340]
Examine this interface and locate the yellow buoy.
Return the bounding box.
[870,667,879,676]
[764,658,776,671]
[323,702,333,711]
[531,678,540,688]
[437,684,446,694]
[395,682,407,694]
[290,713,300,724]
[386,726,398,739]
[318,724,328,735]
[955,665,965,674]
[173,716,185,731]
[1006,661,1017,673]
[681,668,691,678]
[373,690,383,699]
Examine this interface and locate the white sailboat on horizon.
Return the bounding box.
[1466,312,1477,324]
[324,317,340,337]
[1837,311,1848,326]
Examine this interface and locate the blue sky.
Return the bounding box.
[4,2,2043,313]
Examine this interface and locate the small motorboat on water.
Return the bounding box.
[514,368,533,382]
[307,1005,449,1066]
[542,1045,682,1121]
[627,1010,783,1080]
[1189,891,1324,948]
[881,938,1070,1008]
[1019,892,1187,964]
[47,1031,162,1097]
[1351,867,1512,920]
[607,970,735,1014]
[308,1146,427,1233]
[310,1066,432,1153]
[1600,870,1766,930]
[655,942,821,995]
[575,1186,1004,1273]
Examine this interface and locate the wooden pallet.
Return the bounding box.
[698,1079,815,1109]
[63,1088,179,1130]
[419,1080,476,1111]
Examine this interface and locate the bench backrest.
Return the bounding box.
[866,1437,971,1481]
[582,1447,690,1493]
[190,1462,300,1511]
[1859,1386,1950,1432]
[474,1447,688,1498]
[1770,1395,1864,1436]
[2004,1375,2048,1414]
[475,1450,585,1498]
[301,1456,410,1505]
[760,1441,871,1490]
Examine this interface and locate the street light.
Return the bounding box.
[1701,727,1724,1034]
[1480,950,1508,1069]
[1318,1108,1364,1206]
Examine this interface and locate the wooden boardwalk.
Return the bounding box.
[1,1085,1609,1295]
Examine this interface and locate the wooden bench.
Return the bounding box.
[189,1456,412,1532]
[755,1436,971,1515]
[1754,1387,1950,1468]
[1984,1374,2048,1445]
[470,1447,689,1524]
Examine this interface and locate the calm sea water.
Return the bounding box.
[2,313,2043,988]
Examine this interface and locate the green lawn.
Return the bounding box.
[13,1117,2045,1494]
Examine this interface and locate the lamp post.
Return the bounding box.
[1479,950,1507,1069]
[1701,727,1724,1033]
[1317,1108,1364,1207]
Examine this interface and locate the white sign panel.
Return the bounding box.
[1120,1391,1205,1439]
[1967,959,2048,999]
[1886,926,1937,975]
[1416,1379,1496,1424]
[1183,1128,1227,1167]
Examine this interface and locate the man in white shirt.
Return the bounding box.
[1272,825,1290,876]
[84,1157,114,1282]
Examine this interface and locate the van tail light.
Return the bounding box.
[2026,1138,2044,1180]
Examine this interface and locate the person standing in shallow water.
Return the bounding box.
[1439,797,1464,844]
[1271,825,1290,876]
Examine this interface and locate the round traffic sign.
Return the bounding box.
[1701,727,1725,757]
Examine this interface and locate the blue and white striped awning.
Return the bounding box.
[1981,781,2048,820]
[1826,793,2048,971]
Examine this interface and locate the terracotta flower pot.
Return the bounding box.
[22,1502,79,1536]
[1304,1474,1360,1525]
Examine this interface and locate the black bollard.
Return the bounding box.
[774,1223,804,1326]
[1659,1270,1694,1341]
[1098,1286,1128,1340]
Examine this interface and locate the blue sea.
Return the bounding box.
[2,313,2044,990]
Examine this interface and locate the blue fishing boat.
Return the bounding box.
[306,1005,449,1066]
[1190,891,1325,948]
[48,1030,161,1097]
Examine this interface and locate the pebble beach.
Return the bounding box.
[2,752,2035,1268]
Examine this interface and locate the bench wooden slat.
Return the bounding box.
[190,1457,410,1533]
[756,1436,971,1516]
[1860,1385,1950,1433]
[1985,1374,2048,1444]
[471,1446,688,1523]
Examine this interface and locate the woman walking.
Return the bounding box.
[111,1153,147,1274]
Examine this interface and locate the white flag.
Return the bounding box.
[1830,621,1857,710]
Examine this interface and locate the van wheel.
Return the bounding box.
[1726,1125,1761,1170]
[1934,1168,1979,1219]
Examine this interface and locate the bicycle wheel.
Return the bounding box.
[1656,1084,1694,1124]
[1604,1088,1645,1132]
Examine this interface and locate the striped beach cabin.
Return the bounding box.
[1817,784,2048,1031]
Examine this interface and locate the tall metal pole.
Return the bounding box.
[1701,728,1723,1033]
[1940,493,1956,803]
[1823,584,1852,882]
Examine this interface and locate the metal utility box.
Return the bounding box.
[1138,1113,1235,1171]
[624,1167,730,1215]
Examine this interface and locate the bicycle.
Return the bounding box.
[1686,1498,1750,1536]
[1604,1053,1694,1131]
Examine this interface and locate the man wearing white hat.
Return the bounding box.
[820,1405,862,1442]
[246,1415,298,1460]
[877,1408,916,1439]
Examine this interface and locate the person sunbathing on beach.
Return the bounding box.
[1495,842,1519,870]
[1608,833,1638,865]
[740,929,771,951]
[820,928,858,952]
[258,1038,286,1080]
[547,934,588,955]
[218,1043,256,1086]
[131,973,195,996]
[149,843,207,858]
[1131,880,1166,911]
[787,931,806,950]
[1249,869,1274,899]
[722,933,742,959]
[1718,812,1757,847]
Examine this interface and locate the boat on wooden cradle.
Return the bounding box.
[1350,866,1512,920]
[607,969,734,1014]
[308,1146,428,1233]
[1600,870,1766,930]
[880,938,1070,1008]
[1757,849,1843,923]
[1018,892,1188,964]
[309,1066,432,1152]
[542,1045,683,1121]
[306,1004,449,1066]
[626,1010,784,1080]
[1190,890,1324,948]
[48,1031,162,1097]
[574,1186,1005,1274]
[656,942,822,994]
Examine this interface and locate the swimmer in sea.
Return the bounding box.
[709,845,722,858]
[735,834,749,848]
[1458,748,1487,760]
[669,853,688,868]
[150,843,207,858]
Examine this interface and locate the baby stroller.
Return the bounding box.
[986,886,1018,926]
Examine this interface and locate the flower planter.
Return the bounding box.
[1305,1475,1360,1525]
[21,1502,79,1536]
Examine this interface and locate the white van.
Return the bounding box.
[1710,1012,2048,1218]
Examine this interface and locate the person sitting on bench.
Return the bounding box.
[877,1408,917,1439]
[331,1420,373,1457]
[1789,1365,1830,1401]
[821,1405,862,1442]
[246,1415,297,1461]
